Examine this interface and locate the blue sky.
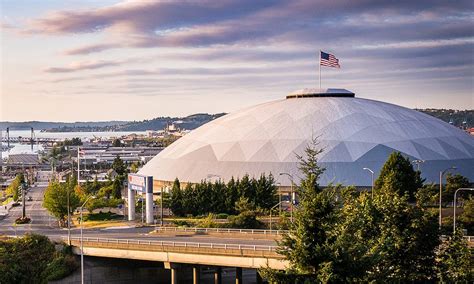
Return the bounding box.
[1,0,473,121]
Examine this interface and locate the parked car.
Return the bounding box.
[27,196,33,201]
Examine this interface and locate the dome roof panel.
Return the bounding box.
[139,91,474,186]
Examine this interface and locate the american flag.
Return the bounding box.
[320,51,340,68]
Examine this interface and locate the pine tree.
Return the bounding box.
[169,178,183,216]
[374,151,424,200]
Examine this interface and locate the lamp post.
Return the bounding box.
[453,188,474,233]
[439,166,456,228]
[362,168,374,198]
[269,201,284,231]
[412,159,425,171]
[276,182,282,216]
[67,180,71,245]
[279,172,294,223]
[80,195,95,284]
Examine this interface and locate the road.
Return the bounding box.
[0,184,276,246]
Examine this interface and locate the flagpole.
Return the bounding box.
[319,50,321,89]
[77,146,80,184]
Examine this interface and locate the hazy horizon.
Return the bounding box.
[1,1,473,122]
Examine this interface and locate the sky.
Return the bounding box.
[1,0,473,122]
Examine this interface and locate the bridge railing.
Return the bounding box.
[68,236,280,252]
[153,227,289,236]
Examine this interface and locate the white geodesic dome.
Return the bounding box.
[139,89,474,186]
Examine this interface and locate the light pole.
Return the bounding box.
[453,188,474,233]
[412,159,425,171]
[362,168,374,198]
[67,176,71,245]
[269,201,284,230]
[439,166,456,228]
[80,195,95,284]
[279,172,294,222]
[276,182,282,216]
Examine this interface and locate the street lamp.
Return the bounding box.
[453,188,474,233]
[279,172,294,222]
[269,201,286,230]
[362,168,374,198]
[80,195,95,284]
[439,166,457,228]
[412,159,425,171]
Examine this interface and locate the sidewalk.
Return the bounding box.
[0,200,15,218]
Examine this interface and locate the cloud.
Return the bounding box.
[23,0,473,55]
[44,60,121,73]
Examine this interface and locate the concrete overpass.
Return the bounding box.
[69,236,289,284]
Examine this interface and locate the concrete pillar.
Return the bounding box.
[145,176,154,224]
[171,267,178,284]
[193,265,200,284]
[127,187,135,221]
[214,267,222,284]
[236,267,242,284]
[256,270,263,284]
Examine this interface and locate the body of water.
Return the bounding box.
[1,131,147,160]
[3,130,147,140]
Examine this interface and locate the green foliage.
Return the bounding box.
[85,198,123,213]
[169,174,277,217]
[374,151,424,200]
[415,183,438,207]
[6,173,24,202]
[436,229,473,282]
[83,211,122,221]
[0,234,78,283]
[112,138,123,147]
[228,210,263,229]
[444,173,470,204]
[111,156,127,176]
[459,196,474,234]
[43,178,80,226]
[264,139,468,283]
[61,137,82,146]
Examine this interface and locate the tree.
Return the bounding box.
[112,138,123,147]
[6,174,23,202]
[169,178,184,216]
[111,178,122,199]
[264,140,443,282]
[459,196,474,234]
[436,229,473,282]
[272,138,339,282]
[444,173,470,204]
[374,151,424,200]
[111,156,127,176]
[43,180,80,226]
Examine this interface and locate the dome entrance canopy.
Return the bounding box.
[287,88,355,99]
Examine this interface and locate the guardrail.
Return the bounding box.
[68,236,279,252]
[154,227,289,236]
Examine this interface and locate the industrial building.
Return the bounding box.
[139,89,474,188]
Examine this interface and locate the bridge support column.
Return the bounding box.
[165,262,179,284]
[145,183,153,224]
[127,187,135,221]
[235,267,242,284]
[214,267,222,284]
[193,265,200,284]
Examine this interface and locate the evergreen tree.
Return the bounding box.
[225,177,239,214]
[274,138,338,281]
[169,178,184,216]
[444,173,470,204]
[111,178,122,199]
[111,156,127,176]
[374,151,424,200]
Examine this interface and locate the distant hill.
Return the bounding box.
[115,113,227,131]
[416,109,473,128]
[0,121,128,131]
[1,109,471,132]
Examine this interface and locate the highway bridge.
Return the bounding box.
[69,235,288,284]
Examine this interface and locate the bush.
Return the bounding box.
[42,254,79,281]
[215,213,229,219]
[228,211,263,229]
[83,212,122,221]
[172,220,191,227]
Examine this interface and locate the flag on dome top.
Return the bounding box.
[320,51,340,68]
